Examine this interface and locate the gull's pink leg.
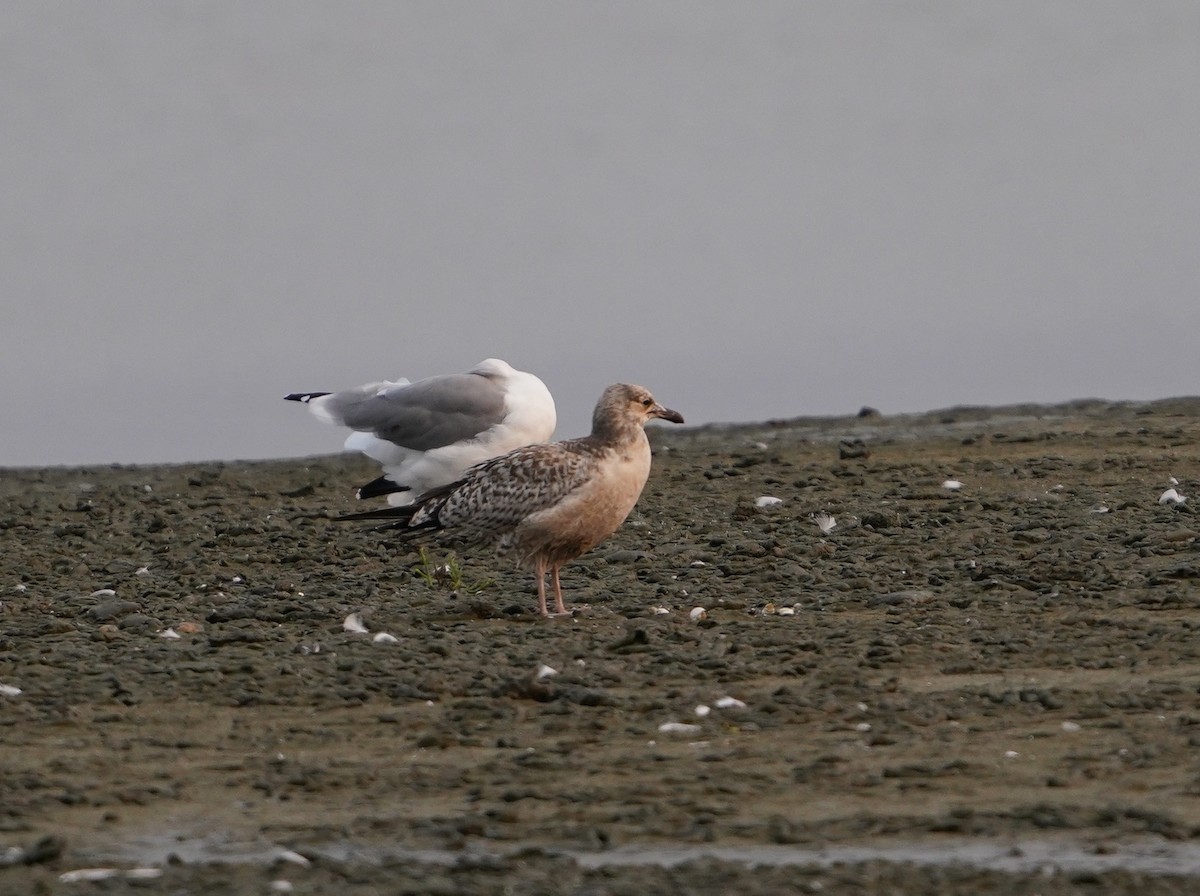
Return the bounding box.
[551,564,568,615]
[535,557,549,616]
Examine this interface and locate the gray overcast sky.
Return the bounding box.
[3,2,1198,466]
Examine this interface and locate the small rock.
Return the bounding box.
[861,510,902,530]
[18,835,64,866]
[117,614,160,634]
[658,721,703,735]
[839,438,870,460]
[868,590,935,607]
[605,550,648,564]
[87,599,140,622]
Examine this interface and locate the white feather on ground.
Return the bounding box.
[286,358,555,505]
[341,383,684,616]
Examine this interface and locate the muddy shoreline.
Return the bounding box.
[3,397,1200,893]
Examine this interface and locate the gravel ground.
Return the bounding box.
[2,397,1200,894]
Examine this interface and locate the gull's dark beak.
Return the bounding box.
[650,403,684,425]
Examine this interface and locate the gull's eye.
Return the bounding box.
[641,397,653,408]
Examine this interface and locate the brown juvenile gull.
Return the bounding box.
[341,383,684,616]
[285,358,556,505]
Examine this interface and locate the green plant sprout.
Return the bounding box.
[411,547,493,594]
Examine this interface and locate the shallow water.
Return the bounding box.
[86,827,1200,878]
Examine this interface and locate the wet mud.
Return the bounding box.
[2,397,1200,894]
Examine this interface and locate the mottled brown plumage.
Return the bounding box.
[342,383,683,615]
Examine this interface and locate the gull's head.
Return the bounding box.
[593,384,684,437]
[470,358,517,379]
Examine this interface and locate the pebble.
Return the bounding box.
[117,613,160,633]
[605,550,648,564]
[87,599,140,622]
[273,848,311,866]
[59,868,162,883]
[658,721,703,735]
[839,438,870,459]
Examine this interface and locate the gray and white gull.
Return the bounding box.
[341,383,684,616]
[286,358,555,505]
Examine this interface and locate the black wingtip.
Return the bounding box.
[356,476,411,501]
[336,505,414,521]
[336,504,418,525]
[335,504,439,535]
[284,391,330,403]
